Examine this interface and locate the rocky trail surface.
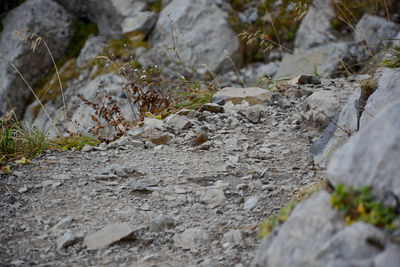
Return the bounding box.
[1,89,325,266]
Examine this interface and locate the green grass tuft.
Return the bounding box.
[0,116,48,166]
[382,46,400,69]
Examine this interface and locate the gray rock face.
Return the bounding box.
[253,190,400,267]
[294,0,336,51]
[240,62,280,85]
[55,0,151,38]
[76,35,104,67]
[276,43,350,79]
[315,222,388,265]
[360,68,400,128]
[252,191,344,267]
[0,0,73,118]
[355,14,400,53]
[147,0,239,73]
[303,86,353,129]
[328,102,400,204]
[121,11,157,37]
[313,87,362,167]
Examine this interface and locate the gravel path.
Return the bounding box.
[1,98,325,266]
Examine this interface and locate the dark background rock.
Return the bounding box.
[0,0,73,118]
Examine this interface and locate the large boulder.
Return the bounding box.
[275,43,350,79]
[355,14,400,53]
[0,0,73,118]
[146,0,239,74]
[360,68,400,128]
[252,191,400,267]
[55,0,154,38]
[252,191,344,267]
[294,0,336,51]
[328,102,400,204]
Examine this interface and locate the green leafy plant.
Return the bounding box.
[330,184,397,230]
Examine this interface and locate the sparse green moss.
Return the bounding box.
[65,21,98,58]
[149,0,163,13]
[258,202,295,239]
[35,58,79,106]
[32,20,98,110]
[230,0,249,11]
[330,184,397,230]
[106,38,148,60]
[49,135,100,151]
[257,180,327,239]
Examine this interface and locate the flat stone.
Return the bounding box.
[221,229,243,248]
[243,197,258,210]
[141,128,170,145]
[144,117,164,130]
[212,87,274,106]
[149,215,176,232]
[238,108,261,124]
[164,114,193,132]
[200,188,226,206]
[83,222,135,250]
[173,227,210,250]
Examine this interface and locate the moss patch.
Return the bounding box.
[330,184,397,230]
[149,0,163,13]
[65,21,98,58]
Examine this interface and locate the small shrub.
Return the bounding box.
[330,184,397,230]
[77,89,134,144]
